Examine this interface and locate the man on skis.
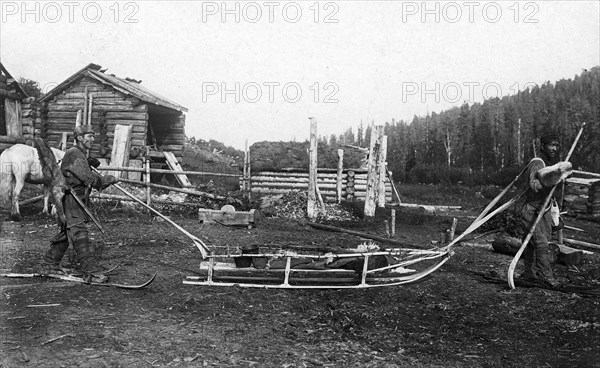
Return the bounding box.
[42,125,119,283]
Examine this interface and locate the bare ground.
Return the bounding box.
[1,200,600,368]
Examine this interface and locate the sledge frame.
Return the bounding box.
[184,248,453,289]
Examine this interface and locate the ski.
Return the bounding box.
[1,272,157,289]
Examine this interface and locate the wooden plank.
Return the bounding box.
[198,209,256,226]
[163,151,192,187]
[4,99,22,137]
[108,124,132,178]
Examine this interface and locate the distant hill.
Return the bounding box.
[182,138,243,170]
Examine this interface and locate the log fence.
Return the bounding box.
[250,170,392,203]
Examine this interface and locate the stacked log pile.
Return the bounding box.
[250,169,392,203]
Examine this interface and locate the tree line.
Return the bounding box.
[262,66,598,186]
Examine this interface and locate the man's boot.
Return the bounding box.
[519,244,536,281]
[72,234,108,283]
[534,246,559,288]
[41,236,69,274]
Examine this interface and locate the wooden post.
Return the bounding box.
[60,132,68,151]
[83,87,88,125]
[246,140,252,200]
[449,218,458,241]
[307,117,318,221]
[377,135,388,208]
[336,149,344,204]
[86,94,93,156]
[391,209,396,236]
[517,118,522,166]
[73,109,82,146]
[87,94,93,127]
[243,139,249,191]
[557,229,564,245]
[145,147,151,206]
[364,125,382,217]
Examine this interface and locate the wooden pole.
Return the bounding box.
[336,149,344,204]
[91,193,210,208]
[243,139,249,191]
[364,125,382,217]
[83,87,88,125]
[377,135,388,208]
[391,209,396,236]
[307,117,317,221]
[87,94,93,126]
[86,94,93,156]
[517,118,522,166]
[315,178,325,208]
[118,177,226,200]
[74,109,82,146]
[60,132,68,151]
[145,148,151,206]
[386,167,402,203]
[96,166,241,177]
[563,238,600,251]
[307,222,426,248]
[449,218,458,241]
[110,182,209,258]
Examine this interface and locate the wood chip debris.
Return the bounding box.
[42,334,74,345]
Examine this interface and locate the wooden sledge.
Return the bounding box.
[183,248,453,289]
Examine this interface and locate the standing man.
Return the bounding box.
[42,125,119,282]
[519,130,567,287]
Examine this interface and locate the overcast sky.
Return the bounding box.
[1,1,598,149]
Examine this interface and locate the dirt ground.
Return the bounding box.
[1,195,600,368]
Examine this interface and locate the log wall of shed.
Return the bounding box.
[39,76,148,158]
[0,75,32,152]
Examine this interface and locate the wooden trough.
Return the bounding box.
[198,206,258,228]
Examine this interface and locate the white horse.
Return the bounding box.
[0,143,65,221]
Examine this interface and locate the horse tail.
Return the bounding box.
[0,150,15,208]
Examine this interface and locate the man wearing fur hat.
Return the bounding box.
[42,125,119,282]
[518,130,571,287]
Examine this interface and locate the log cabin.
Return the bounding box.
[0,62,31,152]
[38,63,188,163]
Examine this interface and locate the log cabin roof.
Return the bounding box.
[40,63,187,113]
[0,61,29,98]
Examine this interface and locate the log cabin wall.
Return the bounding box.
[0,65,28,152]
[39,75,149,158]
[20,97,36,144]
